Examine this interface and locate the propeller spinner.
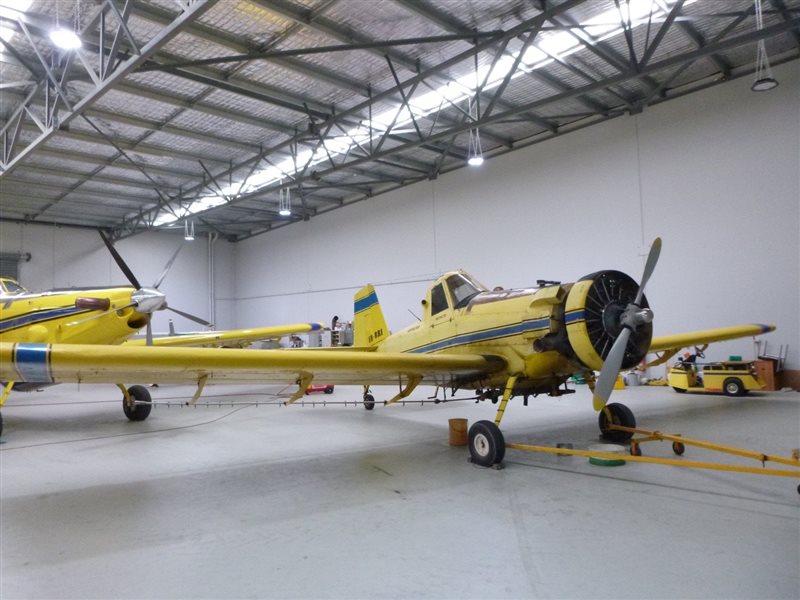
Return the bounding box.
[99,231,211,344]
[592,238,661,411]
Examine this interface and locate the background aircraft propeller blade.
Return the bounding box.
[153,242,184,289]
[99,230,142,290]
[166,306,212,327]
[592,238,662,411]
[146,319,154,346]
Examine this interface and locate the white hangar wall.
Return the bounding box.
[0,223,236,333]
[234,61,799,371]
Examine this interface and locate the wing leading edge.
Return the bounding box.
[0,342,507,388]
[647,324,775,365]
[123,322,325,348]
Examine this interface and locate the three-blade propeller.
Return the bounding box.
[99,231,211,345]
[592,238,661,411]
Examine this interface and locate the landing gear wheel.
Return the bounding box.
[630,441,642,456]
[363,393,375,410]
[122,385,152,421]
[672,387,686,393]
[723,378,745,397]
[599,402,636,443]
[672,441,686,455]
[468,420,505,467]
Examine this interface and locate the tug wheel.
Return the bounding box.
[723,378,745,397]
[630,441,642,456]
[672,441,686,455]
[122,385,152,421]
[468,420,505,467]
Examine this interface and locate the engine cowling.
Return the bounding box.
[564,270,652,371]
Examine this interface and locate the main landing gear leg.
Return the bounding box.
[468,375,518,468]
[0,381,13,437]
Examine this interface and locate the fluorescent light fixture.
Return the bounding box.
[49,27,82,50]
[184,220,195,241]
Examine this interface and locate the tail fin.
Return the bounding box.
[354,284,389,348]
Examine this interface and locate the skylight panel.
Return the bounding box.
[146,0,694,228]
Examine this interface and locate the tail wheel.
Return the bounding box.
[723,378,745,397]
[123,385,153,421]
[598,402,635,443]
[468,420,505,467]
[363,393,375,410]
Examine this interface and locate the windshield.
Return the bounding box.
[0,279,28,295]
[446,273,483,309]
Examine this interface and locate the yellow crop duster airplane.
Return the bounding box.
[0,231,322,435]
[0,238,774,466]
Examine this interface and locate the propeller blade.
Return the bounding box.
[166,306,212,327]
[592,328,631,411]
[634,237,661,305]
[99,230,142,290]
[146,319,153,346]
[153,242,185,289]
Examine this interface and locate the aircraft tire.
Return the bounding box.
[123,385,153,421]
[468,420,505,467]
[363,393,375,410]
[672,387,686,393]
[723,378,745,397]
[599,402,635,443]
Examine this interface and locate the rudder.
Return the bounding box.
[354,284,389,347]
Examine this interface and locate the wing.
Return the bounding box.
[647,324,775,366]
[1,342,506,391]
[123,322,325,348]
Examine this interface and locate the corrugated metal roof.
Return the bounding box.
[1,0,797,241]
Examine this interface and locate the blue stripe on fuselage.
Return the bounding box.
[0,306,86,333]
[13,343,53,383]
[408,317,551,354]
[354,291,378,314]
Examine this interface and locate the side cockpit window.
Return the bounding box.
[430,283,449,315]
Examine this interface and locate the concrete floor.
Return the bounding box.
[1,381,798,599]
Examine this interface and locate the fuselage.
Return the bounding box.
[373,269,650,396]
[0,278,149,346]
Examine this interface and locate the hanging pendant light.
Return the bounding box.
[751,0,778,92]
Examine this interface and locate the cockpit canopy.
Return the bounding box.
[0,278,28,296]
[428,271,487,315]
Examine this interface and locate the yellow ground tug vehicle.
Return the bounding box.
[668,359,765,396]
